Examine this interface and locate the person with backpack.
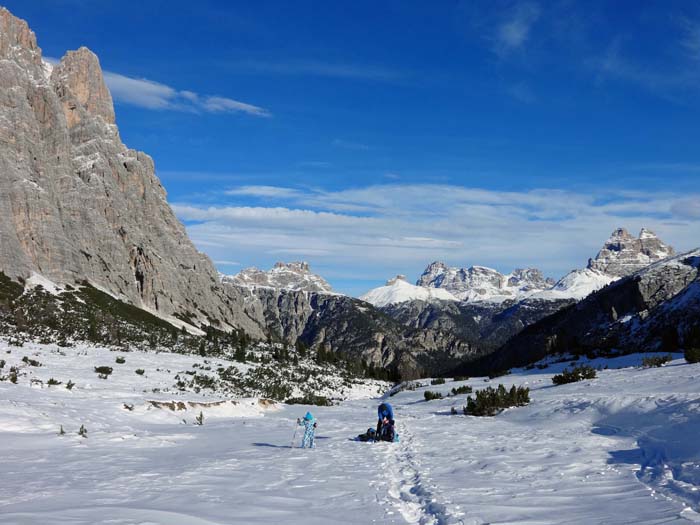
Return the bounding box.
[376,402,395,441]
[297,411,317,448]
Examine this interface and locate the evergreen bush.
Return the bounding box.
[641,354,673,368]
[551,365,597,385]
[424,390,443,401]
[430,378,446,385]
[94,366,113,379]
[451,385,473,396]
[286,394,333,406]
[463,384,530,416]
[684,347,700,364]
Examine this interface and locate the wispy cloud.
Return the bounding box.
[225,186,304,199]
[232,59,403,82]
[591,38,700,103]
[493,2,541,56]
[679,16,700,60]
[173,183,700,294]
[332,139,371,151]
[102,71,270,116]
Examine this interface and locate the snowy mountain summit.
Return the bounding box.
[359,275,458,307]
[539,228,676,300]
[222,262,334,293]
[416,262,555,303]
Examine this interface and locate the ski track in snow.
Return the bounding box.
[2,343,700,524]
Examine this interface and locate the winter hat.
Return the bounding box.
[303,411,314,421]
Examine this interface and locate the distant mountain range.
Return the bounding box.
[360,227,674,306]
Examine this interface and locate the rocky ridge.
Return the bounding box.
[222,262,333,294]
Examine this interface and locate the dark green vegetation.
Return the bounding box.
[641,354,673,368]
[430,378,446,385]
[424,390,443,401]
[551,365,597,385]
[463,384,530,416]
[451,384,473,395]
[686,347,700,364]
[286,394,333,406]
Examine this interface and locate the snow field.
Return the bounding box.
[1,344,700,524]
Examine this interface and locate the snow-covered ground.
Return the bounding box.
[2,343,700,524]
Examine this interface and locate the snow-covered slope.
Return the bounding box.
[222,261,335,294]
[359,275,458,307]
[532,268,616,300]
[2,346,699,524]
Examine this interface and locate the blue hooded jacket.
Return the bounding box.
[377,402,394,422]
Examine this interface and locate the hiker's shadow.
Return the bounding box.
[252,442,292,449]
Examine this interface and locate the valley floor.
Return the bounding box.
[1,343,700,524]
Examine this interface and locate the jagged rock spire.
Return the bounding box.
[587,227,675,277]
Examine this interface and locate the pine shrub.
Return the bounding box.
[58,425,65,436]
[115,356,126,364]
[424,390,443,401]
[430,378,446,385]
[94,366,113,379]
[684,347,700,364]
[463,384,530,416]
[552,365,597,385]
[641,354,673,368]
[21,356,41,367]
[286,394,333,406]
[488,369,511,379]
[47,378,61,386]
[453,376,469,382]
[66,380,75,390]
[135,369,145,376]
[78,425,87,438]
[195,411,204,426]
[451,385,473,396]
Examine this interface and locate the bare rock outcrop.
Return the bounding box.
[0,7,263,336]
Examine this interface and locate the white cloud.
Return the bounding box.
[102,71,270,116]
[173,184,700,296]
[224,186,304,199]
[494,2,541,55]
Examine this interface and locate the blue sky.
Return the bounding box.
[8,1,700,295]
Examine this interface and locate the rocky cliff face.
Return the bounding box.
[0,8,262,336]
[587,228,674,277]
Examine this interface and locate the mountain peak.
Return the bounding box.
[51,46,115,126]
[0,7,43,76]
[223,261,333,293]
[587,227,675,277]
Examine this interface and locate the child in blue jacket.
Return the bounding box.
[297,411,317,448]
